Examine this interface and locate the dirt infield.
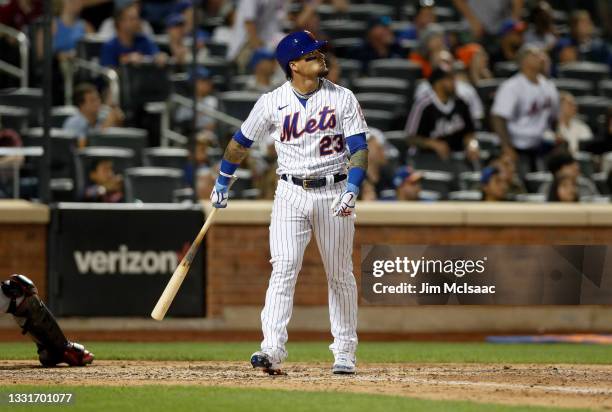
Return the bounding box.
[1,361,611,410]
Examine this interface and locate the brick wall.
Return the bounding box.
[206,224,612,317]
[0,224,47,300]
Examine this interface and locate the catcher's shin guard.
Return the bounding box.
[1,274,93,366]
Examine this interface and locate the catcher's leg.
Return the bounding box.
[258,181,312,374]
[1,274,94,366]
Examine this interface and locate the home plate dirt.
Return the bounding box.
[1,361,611,410]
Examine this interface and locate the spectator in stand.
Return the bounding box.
[325,53,342,84]
[49,0,95,58]
[455,43,493,85]
[0,0,43,31]
[547,174,578,202]
[540,150,598,197]
[227,0,287,72]
[405,64,479,162]
[480,166,509,201]
[416,50,485,128]
[98,0,154,40]
[409,24,446,78]
[556,91,593,155]
[184,130,218,188]
[524,1,557,52]
[83,158,124,202]
[174,67,218,133]
[100,2,167,67]
[365,128,396,199]
[451,0,524,41]
[63,83,124,146]
[397,0,437,41]
[195,166,215,201]
[244,49,283,93]
[487,151,526,197]
[556,10,612,71]
[489,19,527,66]
[0,129,24,198]
[353,16,403,73]
[491,45,559,174]
[393,166,423,201]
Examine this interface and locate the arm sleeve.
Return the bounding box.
[239,94,272,144]
[342,91,369,137]
[491,81,517,120]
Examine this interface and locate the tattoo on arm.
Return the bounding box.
[223,139,249,164]
[349,149,368,171]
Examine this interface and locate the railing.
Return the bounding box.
[171,93,242,129]
[0,23,29,88]
[72,58,120,105]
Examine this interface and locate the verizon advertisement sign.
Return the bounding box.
[74,245,179,275]
[48,204,205,316]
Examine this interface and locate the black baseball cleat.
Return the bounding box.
[250,351,286,376]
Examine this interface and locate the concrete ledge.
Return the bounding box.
[203,201,612,227]
[0,200,49,223]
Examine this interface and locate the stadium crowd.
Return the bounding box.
[0,0,611,203]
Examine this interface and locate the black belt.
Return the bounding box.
[281,173,347,189]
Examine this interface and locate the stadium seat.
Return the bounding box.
[411,150,455,174]
[124,167,184,203]
[524,171,553,193]
[600,80,612,99]
[229,168,254,199]
[552,78,593,96]
[369,59,422,81]
[419,170,454,199]
[143,147,189,169]
[475,131,501,152]
[0,88,43,126]
[515,193,547,202]
[448,190,482,201]
[219,91,260,122]
[0,105,29,133]
[74,147,135,200]
[384,130,409,162]
[574,151,595,177]
[362,109,394,131]
[332,38,363,59]
[353,77,410,96]
[419,190,442,201]
[336,59,362,83]
[320,21,367,40]
[170,72,190,97]
[398,38,418,56]
[76,35,105,62]
[119,63,171,117]
[354,93,406,115]
[51,106,79,128]
[558,62,609,93]
[87,127,148,165]
[347,4,394,20]
[475,78,505,112]
[592,172,609,194]
[574,96,611,132]
[493,61,518,78]
[205,41,228,58]
[580,194,611,203]
[23,128,78,179]
[458,171,481,191]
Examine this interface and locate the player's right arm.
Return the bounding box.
[210,94,271,208]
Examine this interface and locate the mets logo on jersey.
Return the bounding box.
[281,106,337,142]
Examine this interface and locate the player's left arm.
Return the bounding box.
[332,133,368,217]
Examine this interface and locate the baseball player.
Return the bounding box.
[211,31,368,375]
[1,274,94,366]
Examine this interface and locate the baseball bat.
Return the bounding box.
[151,206,219,321]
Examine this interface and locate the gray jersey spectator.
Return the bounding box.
[491,45,559,173]
[63,83,124,146]
[452,0,524,39]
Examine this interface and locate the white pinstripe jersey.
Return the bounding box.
[240,79,368,178]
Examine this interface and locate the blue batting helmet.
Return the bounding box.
[275,31,327,75]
